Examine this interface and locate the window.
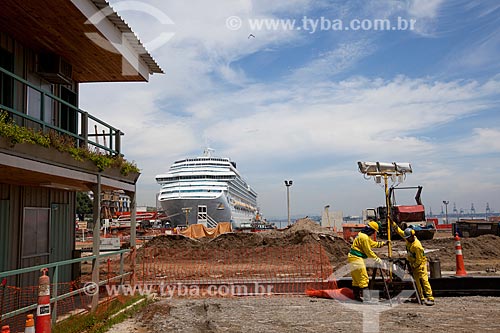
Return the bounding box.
[60,86,77,134]
[26,72,53,123]
[0,47,14,109]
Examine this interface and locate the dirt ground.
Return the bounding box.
[107,296,500,333]
[105,219,500,332]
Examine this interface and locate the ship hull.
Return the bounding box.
[160,195,231,227]
[160,194,256,228]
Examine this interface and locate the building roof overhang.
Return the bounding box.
[0,0,163,82]
[0,151,138,192]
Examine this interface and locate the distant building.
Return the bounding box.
[118,191,131,212]
[321,206,344,231]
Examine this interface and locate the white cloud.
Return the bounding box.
[290,40,373,81]
[203,77,500,163]
[455,128,500,154]
[78,1,500,217]
[407,0,444,18]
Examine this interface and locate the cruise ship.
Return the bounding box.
[155,149,259,228]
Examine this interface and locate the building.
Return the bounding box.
[0,0,162,287]
[321,206,344,231]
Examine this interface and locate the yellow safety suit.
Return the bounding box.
[393,223,434,301]
[348,232,386,289]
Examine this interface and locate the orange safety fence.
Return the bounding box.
[0,281,92,332]
[133,243,334,297]
[0,255,127,333]
[2,244,337,331]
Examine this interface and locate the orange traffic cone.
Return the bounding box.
[1,325,10,333]
[24,314,35,333]
[455,233,467,276]
[35,268,51,333]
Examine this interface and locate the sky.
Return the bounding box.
[79,0,500,219]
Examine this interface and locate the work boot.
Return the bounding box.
[352,287,362,302]
[424,298,435,306]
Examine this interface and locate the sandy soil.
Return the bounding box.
[107,295,500,333]
[104,219,500,332]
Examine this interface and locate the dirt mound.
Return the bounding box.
[286,218,331,234]
[206,232,265,249]
[462,234,500,258]
[317,235,351,268]
[141,218,350,266]
[406,234,500,271]
[423,234,500,258]
[142,234,201,249]
[140,220,500,272]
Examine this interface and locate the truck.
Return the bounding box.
[453,218,500,237]
[367,186,436,240]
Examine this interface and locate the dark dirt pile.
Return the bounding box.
[140,218,351,266]
[143,234,201,249]
[140,220,500,272]
[424,234,500,259]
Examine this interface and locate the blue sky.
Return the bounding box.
[79,0,500,218]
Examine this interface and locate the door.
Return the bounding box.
[197,205,207,225]
[20,208,50,303]
[22,208,50,261]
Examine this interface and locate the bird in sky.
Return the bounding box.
[248,33,255,39]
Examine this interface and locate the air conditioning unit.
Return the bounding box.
[36,53,73,84]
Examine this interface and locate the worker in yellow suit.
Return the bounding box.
[348,221,388,301]
[392,221,435,306]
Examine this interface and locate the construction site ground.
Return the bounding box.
[107,295,500,333]
[101,219,500,332]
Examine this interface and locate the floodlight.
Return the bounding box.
[395,162,412,174]
[358,161,378,174]
[377,162,397,173]
[359,161,413,177]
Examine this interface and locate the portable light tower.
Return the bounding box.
[357,161,413,258]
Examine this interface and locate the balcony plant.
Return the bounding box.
[0,111,139,176]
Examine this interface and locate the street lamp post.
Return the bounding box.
[284,180,293,226]
[443,201,449,224]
